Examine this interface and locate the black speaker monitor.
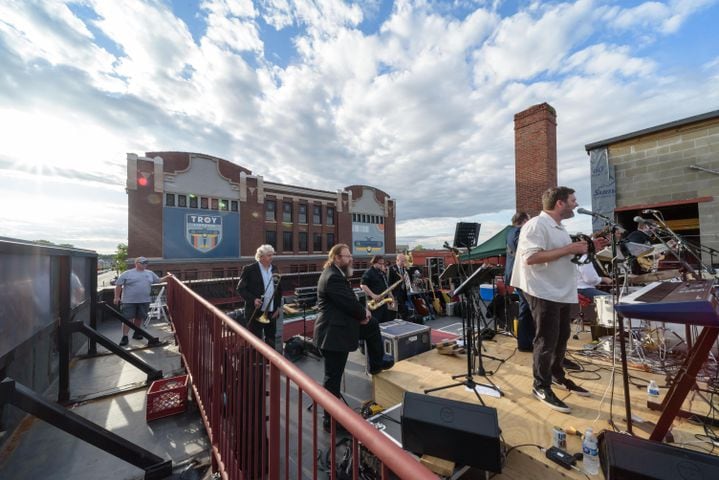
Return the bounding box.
[401,392,502,473]
[599,430,719,480]
[453,222,481,248]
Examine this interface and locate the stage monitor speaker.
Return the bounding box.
[599,430,719,480]
[453,222,481,248]
[401,392,502,473]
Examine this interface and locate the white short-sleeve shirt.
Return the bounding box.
[510,211,578,304]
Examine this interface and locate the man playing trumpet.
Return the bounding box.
[237,244,283,351]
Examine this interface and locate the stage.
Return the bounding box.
[372,327,718,479]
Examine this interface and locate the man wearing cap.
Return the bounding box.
[113,257,162,346]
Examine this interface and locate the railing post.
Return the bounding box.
[268,364,280,480]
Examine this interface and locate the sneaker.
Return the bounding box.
[132,332,143,340]
[562,358,581,371]
[119,335,129,346]
[532,387,571,413]
[552,377,591,397]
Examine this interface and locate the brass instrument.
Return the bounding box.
[367,279,403,311]
[251,272,281,325]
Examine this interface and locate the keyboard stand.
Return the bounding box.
[650,325,719,441]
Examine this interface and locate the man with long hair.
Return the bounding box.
[313,244,385,433]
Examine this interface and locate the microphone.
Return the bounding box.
[633,216,656,225]
[576,207,608,219]
[443,241,459,253]
[642,209,660,214]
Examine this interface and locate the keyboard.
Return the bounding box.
[614,280,718,326]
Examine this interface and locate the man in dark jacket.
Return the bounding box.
[237,244,283,351]
[313,243,385,432]
[505,212,533,351]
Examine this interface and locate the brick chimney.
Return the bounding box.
[514,103,558,216]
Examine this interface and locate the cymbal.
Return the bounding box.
[628,269,680,284]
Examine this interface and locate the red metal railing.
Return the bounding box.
[165,275,437,480]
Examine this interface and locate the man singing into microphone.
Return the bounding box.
[511,187,607,413]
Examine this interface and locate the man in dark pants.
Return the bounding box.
[313,243,385,433]
[388,253,411,320]
[237,244,283,351]
[511,187,607,413]
[505,212,533,352]
[361,255,394,324]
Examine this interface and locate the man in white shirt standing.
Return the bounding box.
[511,187,606,413]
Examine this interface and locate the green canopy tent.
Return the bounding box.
[458,225,511,262]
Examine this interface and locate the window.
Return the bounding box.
[178,194,187,207]
[230,200,238,212]
[283,231,293,251]
[211,198,219,210]
[313,232,322,252]
[201,197,208,209]
[166,193,175,207]
[266,200,276,221]
[265,230,277,249]
[184,269,198,281]
[327,207,335,226]
[283,202,293,223]
[313,205,322,224]
[189,195,198,208]
[298,204,307,224]
[219,199,228,211]
[327,233,335,249]
[298,231,308,251]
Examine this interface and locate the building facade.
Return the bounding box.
[126,152,396,278]
[585,110,719,264]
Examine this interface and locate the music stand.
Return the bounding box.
[453,222,481,249]
[293,287,320,361]
[425,265,503,404]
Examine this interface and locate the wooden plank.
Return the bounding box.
[372,331,717,479]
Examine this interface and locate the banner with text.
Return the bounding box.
[163,207,240,258]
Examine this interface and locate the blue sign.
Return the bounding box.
[163,207,239,258]
[351,222,385,255]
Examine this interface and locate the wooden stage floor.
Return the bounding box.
[372,329,718,479]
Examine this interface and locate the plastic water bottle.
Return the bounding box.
[647,380,660,403]
[582,428,599,475]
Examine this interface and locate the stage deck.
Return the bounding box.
[373,329,718,479]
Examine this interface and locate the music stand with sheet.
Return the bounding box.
[425,265,503,403]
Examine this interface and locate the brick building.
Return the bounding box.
[585,110,719,264]
[514,103,558,216]
[126,152,396,278]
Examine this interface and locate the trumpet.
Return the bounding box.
[250,272,281,325]
[367,279,403,311]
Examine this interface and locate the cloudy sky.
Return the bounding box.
[1,0,718,254]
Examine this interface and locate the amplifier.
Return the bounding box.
[599,430,719,479]
[401,392,502,473]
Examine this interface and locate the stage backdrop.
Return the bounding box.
[352,222,385,255]
[163,207,240,258]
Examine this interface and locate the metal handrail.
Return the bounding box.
[165,275,436,480]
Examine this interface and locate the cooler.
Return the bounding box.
[479,284,494,301]
[380,320,431,362]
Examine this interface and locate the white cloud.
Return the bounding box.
[0,0,718,252]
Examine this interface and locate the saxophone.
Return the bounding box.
[367,279,403,311]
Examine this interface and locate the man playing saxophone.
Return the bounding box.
[237,244,283,351]
[361,255,395,323]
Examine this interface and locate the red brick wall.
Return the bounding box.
[514,103,557,216]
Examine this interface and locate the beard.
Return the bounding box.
[341,264,354,277]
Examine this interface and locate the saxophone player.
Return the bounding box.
[237,244,283,351]
[360,255,394,323]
